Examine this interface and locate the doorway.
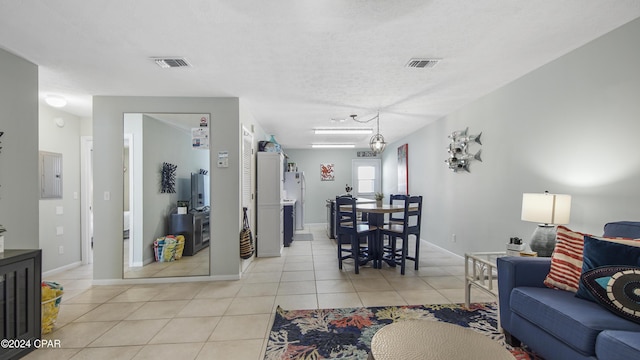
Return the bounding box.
[241,126,255,272]
[80,136,93,264]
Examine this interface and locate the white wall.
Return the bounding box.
[38,105,83,271]
[80,116,92,137]
[382,18,640,256]
[0,48,39,249]
[93,96,242,281]
[284,148,379,224]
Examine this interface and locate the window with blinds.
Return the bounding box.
[352,159,381,197]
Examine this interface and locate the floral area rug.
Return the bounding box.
[265,303,543,360]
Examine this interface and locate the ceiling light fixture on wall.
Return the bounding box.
[314,128,373,135]
[45,95,67,108]
[311,144,355,148]
[350,111,386,154]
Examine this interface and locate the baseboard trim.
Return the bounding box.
[423,239,464,260]
[43,261,83,278]
[92,273,241,286]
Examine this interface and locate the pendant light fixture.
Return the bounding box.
[370,112,386,154]
[350,111,387,154]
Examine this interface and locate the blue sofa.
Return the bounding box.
[497,221,640,360]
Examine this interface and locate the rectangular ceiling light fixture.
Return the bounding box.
[311,144,356,148]
[314,128,373,135]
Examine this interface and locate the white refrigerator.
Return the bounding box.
[284,172,305,230]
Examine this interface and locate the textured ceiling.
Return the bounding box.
[1,1,639,148]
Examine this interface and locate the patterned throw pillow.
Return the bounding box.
[543,226,589,292]
[576,236,640,302]
[543,226,640,293]
[581,265,640,324]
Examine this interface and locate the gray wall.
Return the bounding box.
[382,18,640,256]
[93,96,242,281]
[39,105,83,271]
[0,48,39,249]
[284,148,378,224]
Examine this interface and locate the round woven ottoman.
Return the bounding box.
[368,320,513,360]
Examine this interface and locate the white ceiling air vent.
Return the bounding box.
[151,57,192,68]
[406,58,440,69]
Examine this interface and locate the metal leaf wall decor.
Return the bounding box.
[161,162,177,193]
[445,127,482,172]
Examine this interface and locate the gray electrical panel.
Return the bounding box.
[39,151,63,198]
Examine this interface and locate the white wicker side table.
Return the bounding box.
[464,252,507,308]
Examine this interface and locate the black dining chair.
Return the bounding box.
[336,196,376,274]
[386,194,407,225]
[381,195,423,275]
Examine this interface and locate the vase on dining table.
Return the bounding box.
[375,192,384,207]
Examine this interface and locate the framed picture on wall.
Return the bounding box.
[398,144,408,194]
[320,163,335,181]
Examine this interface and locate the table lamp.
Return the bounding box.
[521,191,571,257]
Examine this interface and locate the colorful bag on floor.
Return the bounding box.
[173,235,185,259]
[41,281,64,334]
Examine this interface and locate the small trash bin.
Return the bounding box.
[41,281,64,334]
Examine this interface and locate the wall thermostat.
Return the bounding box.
[217,151,229,168]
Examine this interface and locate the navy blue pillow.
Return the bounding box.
[576,235,640,302]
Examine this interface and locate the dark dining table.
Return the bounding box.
[355,203,416,269]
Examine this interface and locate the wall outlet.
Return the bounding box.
[452,234,457,242]
[56,206,63,215]
[56,226,64,235]
[58,246,64,254]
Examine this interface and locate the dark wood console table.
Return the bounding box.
[0,249,42,360]
[170,211,210,256]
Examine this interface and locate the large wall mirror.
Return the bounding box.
[123,113,210,278]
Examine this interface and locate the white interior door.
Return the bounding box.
[241,126,255,267]
[80,136,94,264]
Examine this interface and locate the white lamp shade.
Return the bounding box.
[521,193,571,225]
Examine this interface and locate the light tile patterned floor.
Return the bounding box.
[28,224,496,360]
